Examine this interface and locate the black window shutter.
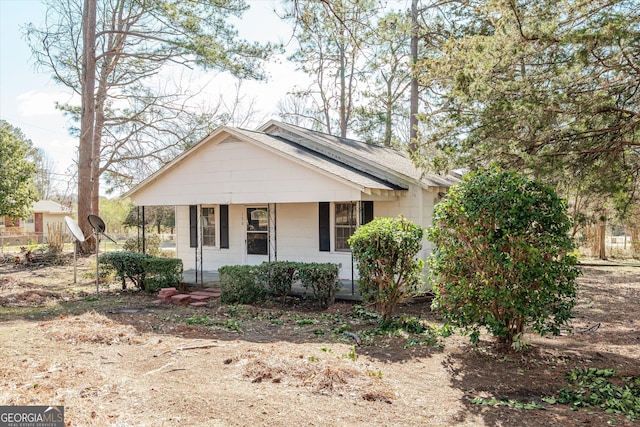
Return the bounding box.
[189,205,197,248]
[361,201,374,225]
[319,202,330,252]
[220,204,229,249]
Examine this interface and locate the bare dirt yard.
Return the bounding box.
[0,254,639,426]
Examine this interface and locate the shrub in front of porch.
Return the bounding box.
[99,251,149,290]
[218,265,265,304]
[143,257,183,292]
[256,261,299,305]
[218,262,340,308]
[98,251,183,292]
[296,262,341,309]
[349,216,425,323]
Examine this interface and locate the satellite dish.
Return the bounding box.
[64,216,84,285]
[64,216,85,242]
[88,214,106,233]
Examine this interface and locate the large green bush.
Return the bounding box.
[427,168,580,346]
[349,216,425,322]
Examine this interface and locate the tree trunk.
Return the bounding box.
[631,227,640,258]
[409,0,419,151]
[384,90,392,146]
[78,0,97,253]
[599,210,607,260]
[339,40,347,138]
[91,85,107,220]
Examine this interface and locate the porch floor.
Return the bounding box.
[181,269,361,301]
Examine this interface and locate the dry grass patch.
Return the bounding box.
[238,345,394,403]
[0,289,57,307]
[39,311,142,345]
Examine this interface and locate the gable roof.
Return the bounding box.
[258,120,457,189]
[125,121,456,200]
[230,127,405,192]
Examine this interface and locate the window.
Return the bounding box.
[201,207,215,246]
[319,201,374,252]
[247,207,268,255]
[335,202,356,251]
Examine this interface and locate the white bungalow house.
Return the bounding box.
[124,120,457,284]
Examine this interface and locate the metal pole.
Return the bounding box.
[268,204,272,262]
[352,202,356,295]
[142,206,146,254]
[199,204,203,285]
[95,234,100,296]
[137,206,141,251]
[73,240,77,284]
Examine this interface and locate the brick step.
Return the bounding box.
[171,294,192,304]
[154,286,221,307]
[190,302,208,307]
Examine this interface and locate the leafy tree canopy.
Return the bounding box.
[418,0,640,203]
[0,120,38,219]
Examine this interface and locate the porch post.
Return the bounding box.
[136,206,141,253]
[199,204,203,285]
[268,203,277,262]
[141,206,146,254]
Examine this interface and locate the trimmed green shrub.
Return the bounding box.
[98,251,182,292]
[123,234,162,256]
[349,216,425,322]
[296,262,341,309]
[256,261,299,305]
[427,167,580,346]
[99,251,149,290]
[143,257,183,292]
[218,265,264,304]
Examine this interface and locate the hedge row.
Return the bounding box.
[98,251,183,292]
[219,261,341,308]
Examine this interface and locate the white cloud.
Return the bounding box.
[16,90,77,118]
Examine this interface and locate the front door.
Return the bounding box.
[34,213,43,234]
[246,207,269,265]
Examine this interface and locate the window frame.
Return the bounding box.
[201,206,217,248]
[334,202,357,252]
[246,206,269,256]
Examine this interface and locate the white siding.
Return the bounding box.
[275,203,354,280]
[132,137,363,206]
[174,192,440,281]
[23,213,66,239]
[371,187,438,275]
[176,203,355,280]
[176,205,246,271]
